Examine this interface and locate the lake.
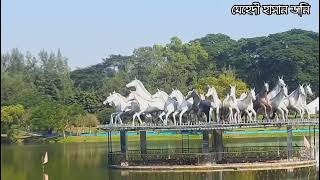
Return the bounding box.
[1,136,319,180]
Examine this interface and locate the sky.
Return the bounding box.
[1,0,319,69]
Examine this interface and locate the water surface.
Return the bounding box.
[1,136,319,180]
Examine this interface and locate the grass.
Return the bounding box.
[50,130,318,143]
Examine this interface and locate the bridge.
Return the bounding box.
[99,118,319,168]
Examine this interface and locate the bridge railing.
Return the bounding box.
[107,146,313,166]
[98,118,319,130]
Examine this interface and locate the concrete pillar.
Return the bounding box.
[213,129,224,162]
[140,131,147,154]
[202,130,210,153]
[120,130,128,153]
[120,130,128,162]
[287,126,292,160]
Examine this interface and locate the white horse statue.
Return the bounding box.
[222,85,240,123]
[237,88,257,122]
[170,89,193,125]
[206,85,221,123]
[267,76,286,100]
[282,84,306,120]
[152,89,177,125]
[103,92,138,125]
[127,91,165,126]
[270,85,288,121]
[126,78,153,100]
[301,84,313,119]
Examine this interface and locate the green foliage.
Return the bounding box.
[66,90,104,113]
[1,104,25,139]
[96,108,114,124]
[30,100,85,134]
[196,72,249,98]
[1,104,25,126]
[81,114,99,127]
[198,29,319,96]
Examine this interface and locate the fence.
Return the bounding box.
[107,146,313,166]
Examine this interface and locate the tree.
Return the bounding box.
[81,114,99,134]
[1,104,25,140]
[196,72,249,98]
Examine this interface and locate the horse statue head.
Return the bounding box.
[103,92,117,106]
[230,85,236,98]
[185,89,197,100]
[127,90,137,101]
[298,84,306,96]
[263,82,269,92]
[200,93,206,100]
[152,89,168,100]
[304,84,313,96]
[206,85,217,98]
[169,89,183,98]
[282,85,288,98]
[278,76,286,87]
[249,88,256,101]
[126,79,141,89]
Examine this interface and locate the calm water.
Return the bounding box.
[1,136,319,180]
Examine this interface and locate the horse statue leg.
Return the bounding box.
[305,107,310,120]
[245,109,251,122]
[251,109,257,122]
[216,107,220,123]
[158,111,166,124]
[110,113,116,125]
[283,107,289,121]
[165,106,174,125]
[172,111,179,125]
[132,113,137,126]
[236,108,241,123]
[209,107,213,123]
[260,103,268,121]
[228,108,233,123]
[179,108,188,125]
[278,108,285,121]
[137,112,143,125]
[116,112,124,125]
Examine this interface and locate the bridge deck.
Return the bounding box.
[98,118,319,131]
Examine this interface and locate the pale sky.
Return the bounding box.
[1,0,319,69]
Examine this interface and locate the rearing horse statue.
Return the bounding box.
[254,82,272,120]
[126,78,153,100]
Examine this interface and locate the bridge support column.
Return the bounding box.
[107,131,113,165]
[287,126,292,161]
[120,130,128,162]
[202,130,210,153]
[212,129,224,163]
[140,131,147,154]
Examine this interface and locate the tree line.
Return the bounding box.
[1,29,318,141]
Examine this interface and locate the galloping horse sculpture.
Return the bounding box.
[103,77,315,126]
[206,86,221,123]
[270,85,289,121]
[185,89,211,123]
[254,82,272,120]
[237,88,257,122]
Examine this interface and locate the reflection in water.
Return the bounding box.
[110,168,318,180]
[1,136,319,180]
[43,173,48,180]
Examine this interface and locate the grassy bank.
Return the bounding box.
[54,130,318,143]
[4,126,318,144]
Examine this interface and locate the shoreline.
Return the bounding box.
[5,130,317,144]
[110,160,317,172]
[2,126,319,144]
